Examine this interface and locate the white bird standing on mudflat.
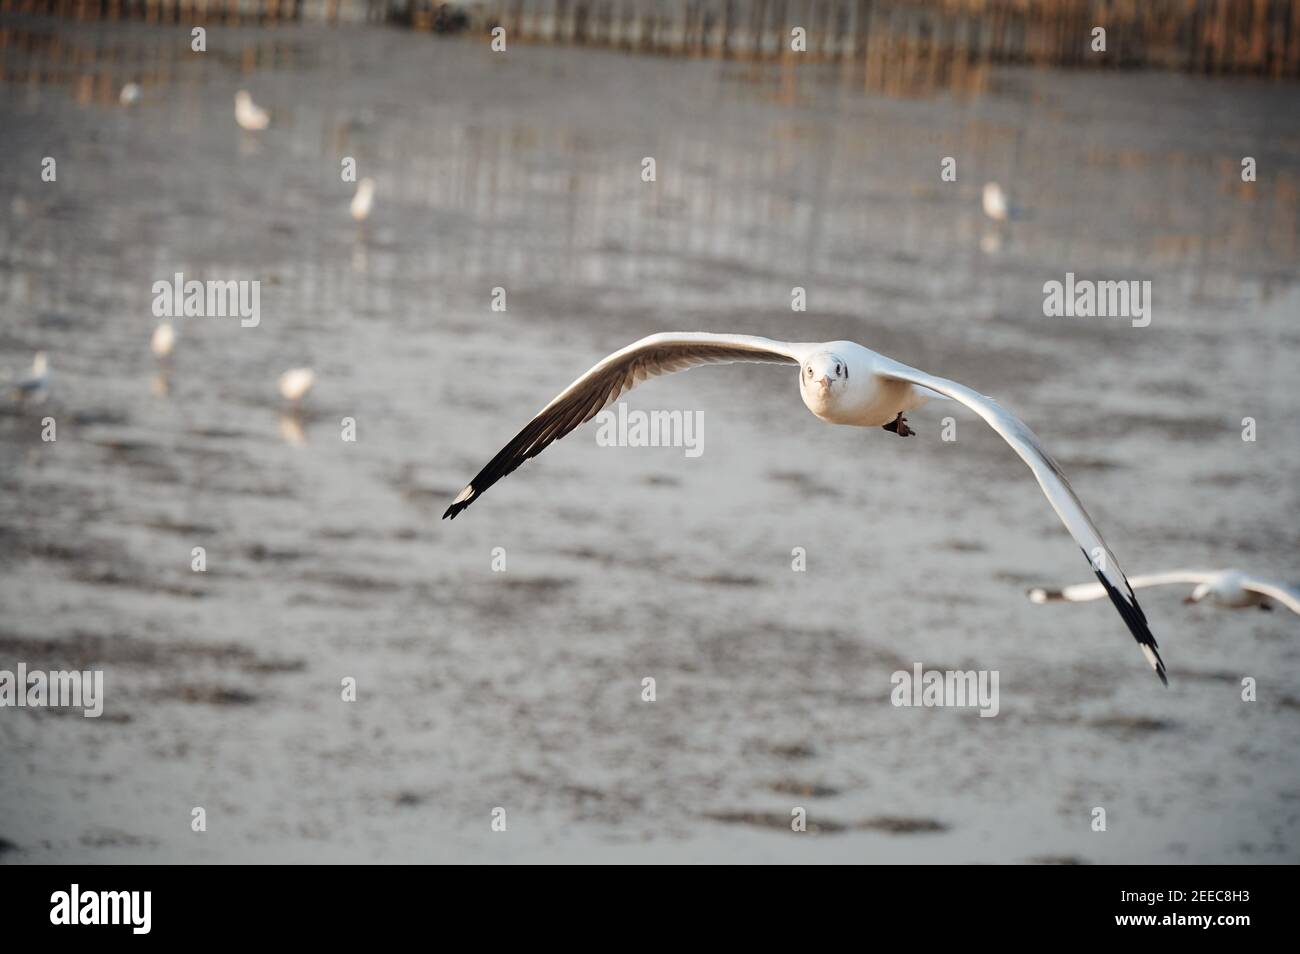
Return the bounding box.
[1030,569,1300,617]
[351,177,375,221]
[982,182,1008,222]
[13,351,50,403]
[235,90,269,131]
[279,368,315,404]
[151,322,175,359]
[442,332,1168,683]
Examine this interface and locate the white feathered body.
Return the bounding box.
[151,322,175,358]
[351,178,375,221]
[798,341,939,426]
[235,91,269,131]
[14,351,50,401]
[1193,571,1268,609]
[279,368,315,402]
[983,182,1008,222]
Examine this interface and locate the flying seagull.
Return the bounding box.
[1030,569,1300,617]
[442,333,1167,683]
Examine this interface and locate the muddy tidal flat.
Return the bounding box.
[1,18,1298,863]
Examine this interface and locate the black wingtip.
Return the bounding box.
[1147,642,1169,686]
[442,485,475,520]
[1085,552,1168,686]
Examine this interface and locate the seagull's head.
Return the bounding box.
[1186,570,1246,606]
[1184,580,1214,605]
[800,352,848,405]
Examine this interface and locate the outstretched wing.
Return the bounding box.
[443,333,805,519]
[876,357,1168,684]
[1028,571,1215,604]
[1241,578,1300,616]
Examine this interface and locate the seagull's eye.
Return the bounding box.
[806,367,813,377]
[835,364,841,375]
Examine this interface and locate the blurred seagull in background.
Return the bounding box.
[1030,569,1300,617]
[12,351,50,403]
[351,177,375,221]
[279,368,315,404]
[982,182,1008,222]
[235,90,269,131]
[151,322,175,359]
[442,332,1169,683]
[119,82,142,106]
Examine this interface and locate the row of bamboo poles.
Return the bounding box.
[462,0,1300,76]
[0,0,386,23]
[3,0,1299,77]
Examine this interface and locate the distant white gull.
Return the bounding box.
[351,177,375,221]
[119,82,142,106]
[982,182,1008,222]
[442,332,1167,683]
[12,351,50,403]
[235,90,269,131]
[1031,569,1300,617]
[151,322,175,358]
[279,368,315,404]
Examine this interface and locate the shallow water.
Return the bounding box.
[1,17,1298,863]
